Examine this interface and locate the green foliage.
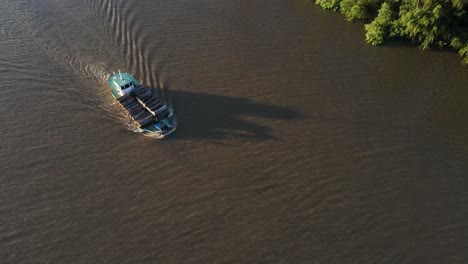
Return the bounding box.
[365,23,385,45]
[365,2,394,45]
[451,37,464,49]
[459,44,468,65]
[397,2,447,49]
[340,0,367,21]
[315,0,468,65]
[452,0,464,10]
[340,0,382,22]
[315,0,342,11]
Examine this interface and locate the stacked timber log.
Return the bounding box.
[133,86,169,120]
[118,94,154,128]
[133,85,152,99]
[116,86,171,128]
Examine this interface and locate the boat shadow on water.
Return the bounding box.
[158,88,303,141]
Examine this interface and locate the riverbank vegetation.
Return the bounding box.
[315,0,468,64]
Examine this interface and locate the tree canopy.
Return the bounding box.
[315,0,468,64]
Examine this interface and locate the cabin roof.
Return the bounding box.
[107,72,139,98]
[108,73,139,88]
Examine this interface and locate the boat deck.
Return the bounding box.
[133,86,171,119]
[117,86,171,129]
[118,94,154,128]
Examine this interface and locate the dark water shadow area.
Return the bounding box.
[158,89,303,141]
[379,39,461,56]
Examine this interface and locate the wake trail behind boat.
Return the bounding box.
[1,0,162,134]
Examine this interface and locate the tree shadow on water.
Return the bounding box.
[163,89,303,141]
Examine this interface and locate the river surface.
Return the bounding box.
[1,0,468,263]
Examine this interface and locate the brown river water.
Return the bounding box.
[1,0,468,263]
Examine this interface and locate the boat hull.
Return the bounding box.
[107,72,176,138]
[142,109,177,138]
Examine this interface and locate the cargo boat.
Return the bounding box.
[107,71,176,138]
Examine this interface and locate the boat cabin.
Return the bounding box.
[107,72,139,99]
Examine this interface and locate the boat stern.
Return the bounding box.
[142,113,177,138]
